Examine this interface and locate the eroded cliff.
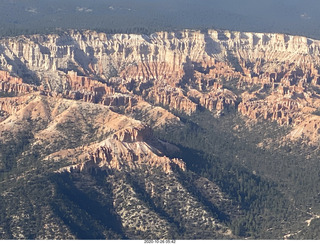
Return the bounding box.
[1,29,320,141]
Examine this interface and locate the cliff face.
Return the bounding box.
[1,29,320,142]
[2,30,320,83]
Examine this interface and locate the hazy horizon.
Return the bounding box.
[1,0,320,38]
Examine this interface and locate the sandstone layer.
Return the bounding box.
[1,29,320,143]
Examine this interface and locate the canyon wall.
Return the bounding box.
[1,29,320,142]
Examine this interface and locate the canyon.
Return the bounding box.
[1,29,320,240]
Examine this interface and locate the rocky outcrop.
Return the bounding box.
[0,70,38,94]
[0,96,31,115]
[0,99,19,115]
[66,70,114,97]
[289,115,320,144]
[0,69,136,109]
[112,125,152,142]
[54,125,186,174]
[146,84,197,115]
[238,92,300,126]
[126,99,181,128]
[188,87,237,113]
[0,70,23,84]
[0,80,37,94]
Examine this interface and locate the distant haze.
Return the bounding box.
[1,0,320,38]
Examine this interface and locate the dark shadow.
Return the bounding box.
[139,43,150,56]
[3,52,41,85]
[0,196,13,239]
[56,34,74,46]
[141,34,152,43]
[124,173,182,238]
[50,172,126,239]
[226,51,243,73]
[55,34,99,77]
[284,35,290,43]
[204,32,221,56]
[240,33,249,40]
[175,169,231,223]
[262,34,270,45]
[217,31,229,41]
[73,43,98,76]
[180,56,195,88]
[252,34,260,46]
[38,45,51,55]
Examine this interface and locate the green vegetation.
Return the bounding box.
[1,83,320,239]
[154,109,319,238]
[227,51,243,73]
[2,101,318,239]
[312,109,320,116]
[0,130,33,173]
[50,172,125,239]
[0,92,16,97]
[295,219,320,239]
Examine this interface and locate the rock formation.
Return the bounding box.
[188,87,237,114]
[1,29,320,142]
[0,70,37,94]
[52,124,186,174]
[146,84,198,115]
